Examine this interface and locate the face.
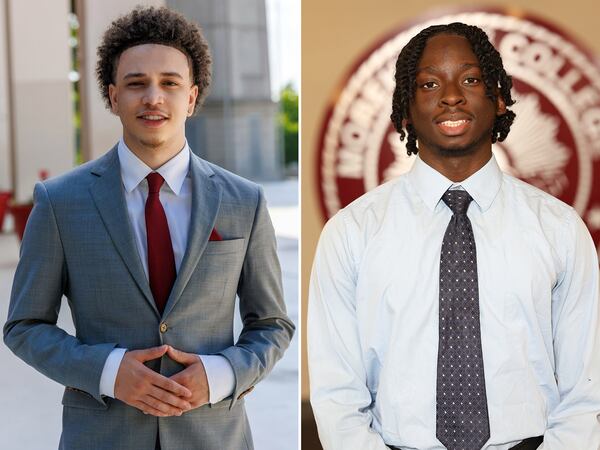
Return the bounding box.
[408,34,505,159]
[108,44,198,154]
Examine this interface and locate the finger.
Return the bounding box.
[142,394,184,416]
[166,346,200,366]
[150,385,192,411]
[149,370,192,398]
[135,345,169,362]
[131,400,169,417]
[169,372,189,392]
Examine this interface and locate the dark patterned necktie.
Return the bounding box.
[436,189,490,450]
[145,172,176,315]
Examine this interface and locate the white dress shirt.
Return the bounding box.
[308,155,600,450]
[98,139,235,404]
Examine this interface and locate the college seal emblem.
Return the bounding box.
[316,8,600,253]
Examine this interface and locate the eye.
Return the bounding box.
[463,77,481,85]
[127,81,144,87]
[420,81,439,90]
[163,81,179,87]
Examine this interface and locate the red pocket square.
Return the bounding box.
[209,228,222,241]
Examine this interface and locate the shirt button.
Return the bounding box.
[160,323,168,333]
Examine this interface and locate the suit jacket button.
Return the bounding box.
[160,323,168,333]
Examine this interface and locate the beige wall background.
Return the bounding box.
[301,0,600,399]
[4,0,74,201]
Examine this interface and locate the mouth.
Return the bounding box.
[137,113,168,128]
[436,118,471,136]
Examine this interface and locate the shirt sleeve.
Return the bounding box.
[540,210,600,449]
[99,348,127,398]
[308,213,389,450]
[199,354,236,404]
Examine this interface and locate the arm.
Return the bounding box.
[541,210,600,449]
[308,214,389,450]
[4,183,192,414]
[3,182,116,404]
[217,186,295,408]
[198,355,235,403]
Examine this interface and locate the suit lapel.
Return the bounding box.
[88,147,158,316]
[163,154,222,316]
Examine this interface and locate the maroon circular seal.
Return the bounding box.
[316,7,600,254]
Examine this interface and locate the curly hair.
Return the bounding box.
[96,6,212,111]
[390,22,516,155]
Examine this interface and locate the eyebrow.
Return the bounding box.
[416,63,480,74]
[123,72,185,80]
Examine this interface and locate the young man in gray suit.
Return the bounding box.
[4,6,294,450]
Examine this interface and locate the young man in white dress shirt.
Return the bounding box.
[308,23,599,450]
[4,6,293,450]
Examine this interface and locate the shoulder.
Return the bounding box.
[41,147,118,199]
[193,154,261,203]
[502,175,598,282]
[501,173,577,221]
[500,173,590,256]
[320,177,404,254]
[328,176,404,234]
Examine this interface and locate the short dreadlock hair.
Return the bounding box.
[390,22,516,155]
[96,6,212,111]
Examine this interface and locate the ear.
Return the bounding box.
[188,85,199,117]
[496,95,507,116]
[402,118,410,129]
[108,84,118,114]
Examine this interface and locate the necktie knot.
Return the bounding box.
[146,172,165,195]
[442,189,472,215]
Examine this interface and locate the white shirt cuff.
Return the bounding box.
[198,354,235,404]
[99,348,127,398]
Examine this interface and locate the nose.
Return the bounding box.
[142,84,164,106]
[439,82,465,107]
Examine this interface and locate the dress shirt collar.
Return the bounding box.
[407,154,503,212]
[117,138,190,195]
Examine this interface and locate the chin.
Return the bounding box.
[431,131,492,158]
[436,144,477,157]
[140,137,166,149]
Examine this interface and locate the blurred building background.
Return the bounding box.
[0,0,299,203]
[301,0,600,449]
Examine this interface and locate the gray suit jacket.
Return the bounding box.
[3,146,295,450]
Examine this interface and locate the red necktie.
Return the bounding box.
[145,173,176,315]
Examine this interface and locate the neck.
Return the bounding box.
[418,147,492,182]
[122,134,185,170]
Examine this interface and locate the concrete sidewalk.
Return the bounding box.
[0,178,298,450]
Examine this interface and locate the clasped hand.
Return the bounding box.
[114,345,210,417]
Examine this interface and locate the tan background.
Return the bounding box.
[301,0,600,400]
